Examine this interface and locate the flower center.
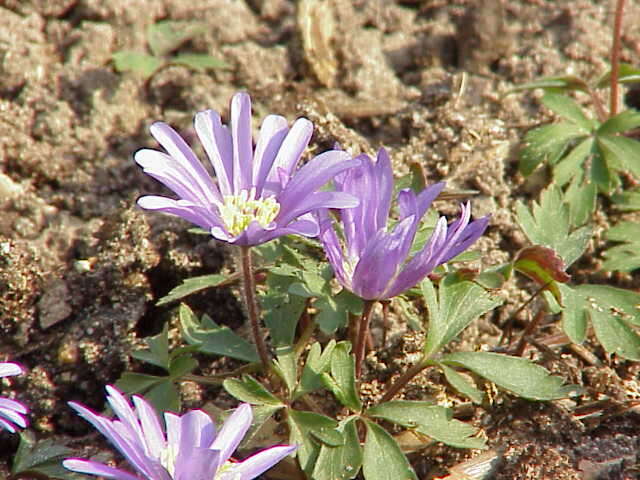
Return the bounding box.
[218,188,280,236]
[159,444,179,477]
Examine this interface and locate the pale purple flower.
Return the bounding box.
[63,386,295,480]
[135,92,360,246]
[0,362,28,433]
[318,148,489,300]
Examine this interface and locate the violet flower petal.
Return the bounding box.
[62,459,142,480]
[210,403,252,463]
[0,363,23,377]
[263,118,313,195]
[194,109,234,196]
[230,92,254,191]
[221,445,297,480]
[252,115,289,196]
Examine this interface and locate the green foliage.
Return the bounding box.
[362,419,418,480]
[611,188,640,211]
[421,275,503,358]
[320,342,362,411]
[156,273,228,306]
[367,401,486,449]
[223,375,284,406]
[560,283,640,360]
[602,221,640,272]
[515,185,593,266]
[116,323,197,412]
[517,80,640,208]
[439,363,484,404]
[295,340,337,399]
[11,432,87,479]
[312,417,363,480]
[288,410,344,476]
[112,20,228,78]
[180,303,259,362]
[440,351,578,401]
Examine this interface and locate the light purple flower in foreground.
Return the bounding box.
[0,362,28,433]
[63,386,295,480]
[135,92,360,246]
[318,148,489,300]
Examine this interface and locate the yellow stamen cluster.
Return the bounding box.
[218,188,280,236]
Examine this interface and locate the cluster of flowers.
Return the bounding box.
[136,92,488,301]
[2,92,487,480]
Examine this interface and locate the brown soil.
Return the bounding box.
[1,0,640,479]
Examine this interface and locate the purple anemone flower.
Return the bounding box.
[63,386,295,480]
[0,362,28,433]
[135,92,360,246]
[318,148,489,300]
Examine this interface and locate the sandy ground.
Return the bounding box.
[1,0,640,478]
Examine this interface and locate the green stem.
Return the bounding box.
[609,0,626,117]
[240,245,270,370]
[380,357,429,402]
[354,300,376,378]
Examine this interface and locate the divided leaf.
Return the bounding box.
[312,417,363,480]
[295,340,337,399]
[422,275,503,358]
[560,284,640,360]
[513,245,570,304]
[516,185,593,266]
[321,342,362,411]
[441,351,577,401]
[367,401,485,449]
[602,221,640,272]
[288,410,343,475]
[223,375,284,406]
[180,304,259,362]
[156,273,228,306]
[362,419,418,480]
[112,51,162,77]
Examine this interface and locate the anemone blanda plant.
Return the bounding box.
[317,148,489,375]
[63,385,296,480]
[0,362,28,433]
[134,92,360,369]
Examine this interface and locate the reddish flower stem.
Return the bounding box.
[354,300,376,378]
[380,358,429,403]
[240,245,270,370]
[609,0,626,117]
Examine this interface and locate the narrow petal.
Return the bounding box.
[195,109,234,196]
[440,216,489,262]
[385,216,448,298]
[0,418,17,433]
[373,148,394,231]
[0,406,27,428]
[135,149,222,205]
[0,362,23,378]
[276,190,359,226]
[137,196,225,231]
[132,396,166,458]
[338,154,380,259]
[179,410,217,451]
[317,211,350,289]
[230,92,254,191]
[277,151,360,209]
[351,215,417,300]
[222,445,297,480]
[210,403,252,463]
[175,447,220,480]
[63,459,142,480]
[252,115,289,196]
[148,122,221,204]
[253,216,320,245]
[165,412,181,450]
[0,397,28,414]
[264,118,313,194]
